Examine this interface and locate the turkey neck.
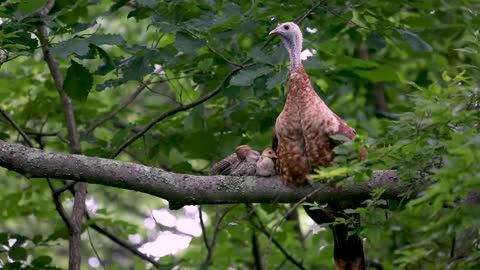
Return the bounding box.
[281,34,302,72]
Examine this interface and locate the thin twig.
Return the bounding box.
[199,206,210,250]
[0,109,34,147]
[318,3,369,29]
[54,181,77,196]
[294,1,329,25]
[0,108,77,236]
[246,204,264,270]
[110,67,241,159]
[86,75,155,134]
[247,204,306,270]
[86,227,107,270]
[263,186,323,266]
[87,216,163,268]
[25,131,60,137]
[1,109,74,233]
[200,206,234,270]
[261,1,326,51]
[46,179,73,229]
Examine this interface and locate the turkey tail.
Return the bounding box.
[303,205,366,270]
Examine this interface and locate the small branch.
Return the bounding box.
[199,206,210,250]
[317,2,368,29]
[35,0,55,16]
[46,179,73,229]
[0,108,74,232]
[86,227,107,270]
[54,181,77,196]
[247,204,306,270]
[251,230,264,270]
[294,1,328,25]
[0,109,34,147]
[110,67,241,159]
[36,27,81,154]
[25,131,60,137]
[262,1,327,51]
[200,206,232,270]
[86,215,164,268]
[85,75,154,134]
[247,204,264,270]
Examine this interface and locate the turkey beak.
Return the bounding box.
[269,27,280,36]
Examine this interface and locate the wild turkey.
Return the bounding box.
[209,145,276,177]
[269,22,356,186]
[269,22,365,270]
[255,148,277,177]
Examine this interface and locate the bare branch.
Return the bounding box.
[36,2,86,268]
[199,206,210,250]
[0,109,34,147]
[294,1,329,25]
[35,0,55,16]
[46,179,73,229]
[200,206,233,270]
[110,67,241,159]
[247,204,306,270]
[86,227,107,270]
[0,107,74,232]
[87,216,165,268]
[0,140,416,205]
[86,75,154,134]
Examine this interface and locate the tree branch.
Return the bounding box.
[110,67,241,159]
[36,2,86,268]
[248,204,306,270]
[85,75,154,134]
[0,140,416,205]
[0,109,35,147]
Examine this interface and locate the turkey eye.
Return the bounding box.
[283,25,290,30]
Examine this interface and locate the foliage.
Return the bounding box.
[0,0,479,269]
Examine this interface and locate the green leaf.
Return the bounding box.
[366,32,387,50]
[353,66,398,82]
[89,44,116,75]
[266,69,287,89]
[32,256,53,266]
[64,60,93,101]
[51,39,90,58]
[336,55,378,69]
[230,67,273,87]
[87,34,124,46]
[122,55,151,81]
[175,32,205,54]
[397,28,433,52]
[138,0,157,7]
[8,246,27,261]
[0,232,8,246]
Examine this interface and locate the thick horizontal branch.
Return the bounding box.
[0,140,415,206]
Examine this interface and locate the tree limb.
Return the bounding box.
[110,67,241,159]
[0,140,416,205]
[85,75,154,134]
[36,2,86,268]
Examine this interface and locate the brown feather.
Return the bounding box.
[209,145,260,176]
[274,66,358,185]
[208,152,238,175]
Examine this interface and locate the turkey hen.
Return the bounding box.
[269,22,356,186]
[270,22,365,270]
